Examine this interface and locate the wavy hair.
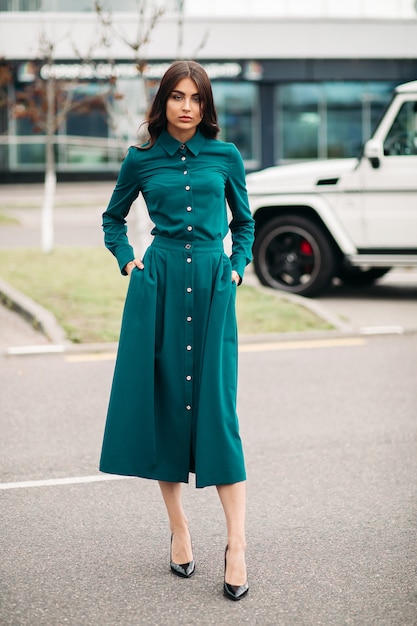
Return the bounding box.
[140,60,220,148]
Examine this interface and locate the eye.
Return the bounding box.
[171,93,183,101]
[192,95,200,102]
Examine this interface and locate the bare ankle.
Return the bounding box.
[170,520,190,535]
[227,538,246,552]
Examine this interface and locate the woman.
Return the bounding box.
[99,60,254,601]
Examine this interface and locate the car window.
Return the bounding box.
[383,101,417,156]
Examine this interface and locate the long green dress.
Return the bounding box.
[99,129,254,488]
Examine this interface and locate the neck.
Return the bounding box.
[166,127,197,144]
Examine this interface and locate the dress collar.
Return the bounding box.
[158,128,206,156]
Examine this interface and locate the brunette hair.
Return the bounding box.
[140,60,220,148]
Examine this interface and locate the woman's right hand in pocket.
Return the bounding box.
[125,259,144,275]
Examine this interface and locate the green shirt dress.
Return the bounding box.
[99,129,255,488]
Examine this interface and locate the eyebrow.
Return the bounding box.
[171,89,200,96]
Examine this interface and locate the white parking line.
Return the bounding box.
[0,474,133,491]
[6,344,66,356]
[360,325,404,335]
[239,337,366,352]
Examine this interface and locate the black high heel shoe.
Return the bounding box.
[170,533,195,578]
[223,545,249,601]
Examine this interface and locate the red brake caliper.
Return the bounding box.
[300,239,314,271]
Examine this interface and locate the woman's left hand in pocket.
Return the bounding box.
[231,270,241,285]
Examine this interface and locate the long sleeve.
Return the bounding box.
[102,147,141,274]
[225,144,255,281]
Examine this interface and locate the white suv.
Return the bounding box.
[247,80,417,296]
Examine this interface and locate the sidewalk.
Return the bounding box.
[0,182,114,249]
[0,300,51,350]
[0,182,115,208]
[0,276,71,355]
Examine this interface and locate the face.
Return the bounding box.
[165,77,202,142]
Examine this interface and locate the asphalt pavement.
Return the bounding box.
[1,333,416,625]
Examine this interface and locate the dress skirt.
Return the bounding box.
[99,235,246,488]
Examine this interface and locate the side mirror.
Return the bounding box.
[363,139,384,169]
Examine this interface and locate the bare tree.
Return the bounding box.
[13,33,72,253]
[95,0,165,73]
[176,0,209,60]
[2,26,122,253]
[94,0,166,140]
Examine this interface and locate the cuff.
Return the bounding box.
[116,245,136,275]
[231,255,246,284]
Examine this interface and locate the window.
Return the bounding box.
[12,115,46,168]
[58,83,109,167]
[384,101,417,156]
[277,83,321,160]
[41,0,93,9]
[0,0,41,9]
[212,82,260,168]
[275,81,396,162]
[6,80,128,171]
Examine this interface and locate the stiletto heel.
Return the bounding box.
[223,545,249,601]
[170,533,195,578]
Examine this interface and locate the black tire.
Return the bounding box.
[253,215,335,297]
[337,266,391,286]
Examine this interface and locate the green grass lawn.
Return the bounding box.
[0,247,332,343]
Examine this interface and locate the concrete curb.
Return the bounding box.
[0,278,69,347]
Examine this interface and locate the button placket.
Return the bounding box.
[179,145,194,415]
[184,242,194,415]
[180,148,194,239]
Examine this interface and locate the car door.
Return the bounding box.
[358,94,417,249]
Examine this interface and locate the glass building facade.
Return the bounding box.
[1,56,414,180]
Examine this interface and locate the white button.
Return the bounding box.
[187,316,192,322]
[186,405,192,410]
[186,345,192,351]
[183,170,188,175]
[180,144,186,150]
[187,258,192,263]
[181,156,186,161]
[186,206,192,212]
[186,375,192,381]
[186,287,192,293]
[187,226,192,231]
[185,185,190,190]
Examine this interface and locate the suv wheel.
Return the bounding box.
[253,215,335,297]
